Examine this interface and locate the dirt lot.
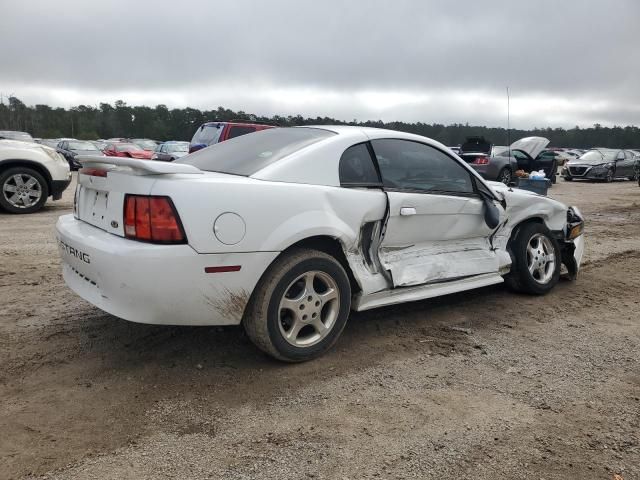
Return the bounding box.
[1,176,639,480]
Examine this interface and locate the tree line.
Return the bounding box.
[1,96,639,148]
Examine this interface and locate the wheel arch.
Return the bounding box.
[0,159,53,195]
[273,235,360,295]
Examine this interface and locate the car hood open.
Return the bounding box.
[510,137,550,159]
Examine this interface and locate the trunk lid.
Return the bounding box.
[74,156,202,236]
[459,136,492,155]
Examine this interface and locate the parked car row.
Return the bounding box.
[451,137,640,185]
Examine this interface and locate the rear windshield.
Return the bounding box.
[178,127,336,176]
[191,123,224,146]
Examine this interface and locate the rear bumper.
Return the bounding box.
[55,214,278,325]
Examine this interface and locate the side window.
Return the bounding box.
[370,139,474,194]
[339,143,380,186]
[227,126,257,140]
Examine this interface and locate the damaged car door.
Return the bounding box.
[371,139,502,287]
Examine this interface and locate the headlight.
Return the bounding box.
[151,154,158,160]
[566,206,584,239]
[42,147,68,166]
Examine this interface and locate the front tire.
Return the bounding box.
[0,167,48,214]
[243,248,351,362]
[605,169,614,182]
[563,176,573,181]
[505,223,561,295]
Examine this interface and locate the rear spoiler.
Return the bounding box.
[76,155,203,175]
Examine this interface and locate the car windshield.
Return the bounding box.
[179,127,336,176]
[68,141,99,151]
[116,143,143,152]
[166,142,189,153]
[579,150,616,162]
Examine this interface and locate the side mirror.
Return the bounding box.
[482,197,500,229]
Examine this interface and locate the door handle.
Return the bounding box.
[400,207,417,216]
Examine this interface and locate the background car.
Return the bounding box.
[57,126,584,362]
[0,130,34,142]
[36,138,62,149]
[507,137,557,183]
[562,148,638,181]
[457,136,517,184]
[0,139,71,213]
[130,138,159,151]
[539,149,573,167]
[189,121,275,153]
[91,140,109,151]
[152,141,190,161]
[103,142,154,159]
[56,139,105,170]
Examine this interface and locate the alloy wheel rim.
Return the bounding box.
[3,174,42,208]
[278,270,340,347]
[526,233,556,285]
[499,170,512,184]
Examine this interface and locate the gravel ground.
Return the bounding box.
[1,175,639,480]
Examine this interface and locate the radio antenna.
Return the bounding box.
[507,86,511,156]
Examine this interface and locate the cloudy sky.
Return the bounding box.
[1,0,639,128]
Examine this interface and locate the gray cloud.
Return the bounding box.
[1,0,638,128]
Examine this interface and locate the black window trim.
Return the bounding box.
[339,141,384,189]
[368,137,494,200]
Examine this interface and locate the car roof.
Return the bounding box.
[252,125,469,187]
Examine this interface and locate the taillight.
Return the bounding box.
[123,195,186,244]
[79,167,108,177]
[474,156,490,165]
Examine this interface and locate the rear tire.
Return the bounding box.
[504,223,561,295]
[243,248,351,362]
[0,167,48,214]
[497,168,512,185]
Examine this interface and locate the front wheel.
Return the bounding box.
[0,167,49,214]
[563,176,573,182]
[605,169,614,182]
[505,223,561,295]
[243,248,351,362]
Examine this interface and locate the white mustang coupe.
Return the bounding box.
[56,127,585,361]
